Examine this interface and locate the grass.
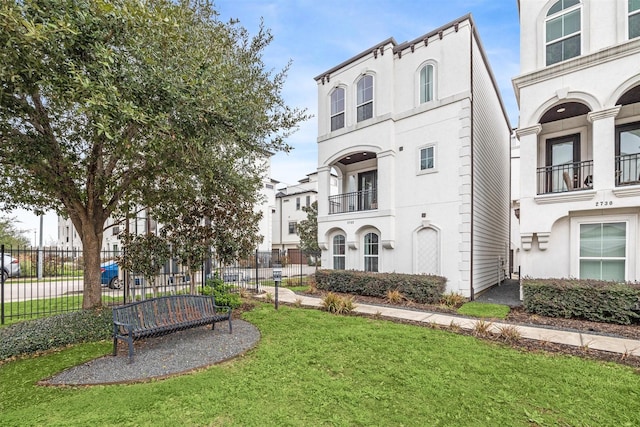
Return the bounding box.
[1,304,640,426]
[458,301,511,319]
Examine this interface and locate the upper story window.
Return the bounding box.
[330,87,345,131]
[419,64,434,103]
[631,0,640,39]
[356,75,373,122]
[296,197,301,210]
[545,0,581,66]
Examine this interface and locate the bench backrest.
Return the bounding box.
[113,295,218,332]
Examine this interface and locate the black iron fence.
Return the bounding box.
[537,160,593,194]
[1,245,317,325]
[328,189,378,214]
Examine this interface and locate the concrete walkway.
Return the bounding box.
[260,286,640,357]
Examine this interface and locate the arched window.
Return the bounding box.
[364,232,379,272]
[630,0,640,39]
[419,64,434,103]
[356,75,373,122]
[330,87,345,131]
[545,0,581,66]
[332,235,346,270]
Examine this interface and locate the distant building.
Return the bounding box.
[513,0,640,281]
[272,172,338,262]
[315,15,511,297]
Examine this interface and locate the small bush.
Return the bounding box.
[201,277,242,309]
[440,292,467,308]
[322,292,357,314]
[496,325,521,343]
[472,319,493,338]
[0,308,112,360]
[385,289,405,304]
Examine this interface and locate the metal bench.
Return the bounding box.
[112,295,232,363]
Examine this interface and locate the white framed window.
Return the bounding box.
[306,195,311,207]
[419,64,434,104]
[332,235,346,270]
[288,221,298,235]
[571,214,637,281]
[545,0,581,66]
[630,0,640,39]
[330,87,345,131]
[418,143,437,174]
[296,197,301,210]
[364,232,379,272]
[356,75,373,122]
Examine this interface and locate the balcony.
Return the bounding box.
[537,160,593,195]
[615,153,640,187]
[328,189,378,214]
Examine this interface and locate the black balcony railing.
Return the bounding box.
[615,153,640,187]
[537,160,593,195]
[328,189,378,214]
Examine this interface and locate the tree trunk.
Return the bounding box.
[80,222,104,310]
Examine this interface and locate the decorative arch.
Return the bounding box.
[609,75,640,106]
[528,91,599,125]
[323,144,383,167]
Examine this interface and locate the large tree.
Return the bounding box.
[0,0,307,308]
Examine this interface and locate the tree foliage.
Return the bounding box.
[298,201,319,257]
[0,216,30,248]
[0,0,308,308]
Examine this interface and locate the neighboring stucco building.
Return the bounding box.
[272,172,338,260]
[315,15,511,298]
[513,0,640,281]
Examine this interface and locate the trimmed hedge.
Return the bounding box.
[523,278,640,325]
[315,270,447,304]
[0,308,113,360]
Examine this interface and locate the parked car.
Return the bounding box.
[2,253,20,282]
[100,261,122,289]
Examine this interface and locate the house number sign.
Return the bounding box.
[596,201,613,207]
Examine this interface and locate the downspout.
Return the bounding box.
[469,19,475,300]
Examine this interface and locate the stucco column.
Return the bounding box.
[515,125,542,200]
[317,165,331,218]
[376,149,395,211]
[588,107,621,191]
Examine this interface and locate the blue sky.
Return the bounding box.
[14,0,521,243]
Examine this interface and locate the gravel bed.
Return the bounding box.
[40,320,260,386]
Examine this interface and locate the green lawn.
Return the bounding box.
[1,304,639,426]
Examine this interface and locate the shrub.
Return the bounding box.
[201,276,242,309]
[496,325,521,343]
[315,270,446,304]
[472,319,493,338]
[386,289,405,304]
[440,292,467,308]
[322,292,357,314]
[0,308,112,360]
[523,278,640,325]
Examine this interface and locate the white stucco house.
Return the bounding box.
[315,15,511,298]
[513,0,640,282]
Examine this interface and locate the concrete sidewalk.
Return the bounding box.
[259,286,640,357]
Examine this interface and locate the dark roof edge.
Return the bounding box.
[313,37,397,81]
[393,13,472,54]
